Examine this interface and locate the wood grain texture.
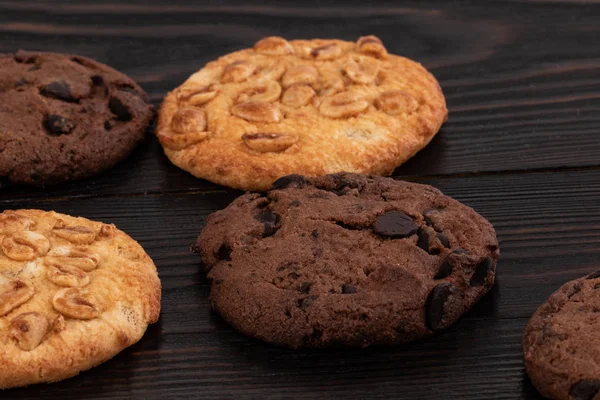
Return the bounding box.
[1,0,600,399]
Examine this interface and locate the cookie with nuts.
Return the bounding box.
[157,36,447,190]
[0,50,154,186]
[0,209,161,389]
[523,271,600,400]
[193,173,498,348]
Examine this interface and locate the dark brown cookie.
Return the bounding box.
[523,271,600,400]
[193,173,499,348]
[0,50,154,186]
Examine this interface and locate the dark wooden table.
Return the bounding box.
[1,1,599,398]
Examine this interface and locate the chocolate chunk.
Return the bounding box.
[570,380,600,400]
[567,282,582,298]
[373,211,417,238]
[416,228,430,252]
[44,114,75,135]
[299,282,311,294]
[40,81,77,102]
[470,257,494,286]
[109,97,132,121]
[289,272,300,280]
[104,121,113,131]
[311,230,320,238]
[15,78,27,89]
[298,296,318,309]
[271,174,307,190]
[437,232,450,248]
[434,259,453,280]
[258,211,279,237]
[341,284,357,294]
[91,75,104,85]
[217,243,232,261]
[587,270,600,280]
[426,283,455,331]
[423,208,438,226]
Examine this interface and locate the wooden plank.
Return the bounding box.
[2,169,600,398]
[0,0,598,199]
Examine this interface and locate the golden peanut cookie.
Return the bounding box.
[157,36,447,190]
[0,210,161,389]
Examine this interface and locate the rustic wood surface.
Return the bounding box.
[1,1,600,398]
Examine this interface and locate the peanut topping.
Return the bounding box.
[242,132,299,153]
[171,107,207,134]
[46,247,100,272]
[176,84,219,106]
[237,81,282,103]
[2,231,50,261]
[375,90,419,115]
[316,72,345,97]
[53,225,96,244]
[310,44,343,60]
[52,288,100,320]
[46,262,90,287]
[254,36,294,56]
[344,57,380,84]
[231,102,282,123]
[0,211,35,234]
[256,61,286,81]
[0,278,34,317]
[281,65,318,88]
[158,131,210,151]
[221,60,256,83]
[319,92,370,118]
[281,85,316,108]
[10,312,49,351]
[357,35,388,59]
[98,224,116,239]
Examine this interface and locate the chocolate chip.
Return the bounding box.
[567,282,582,298]
[15,78,27,89]
[437,232,450,248]
[426,283,455,331]
[587,270,600,280]
[416,228,430,252]
[271,174,307,190]
[288,272,300,280]
[290,200,301,207]
[217,243,231,261]
[569,380,600,400]
[453,248,468,254]
[91,75,104,85]
[470,257,494,286]
[434,259,453,280]
[299,282,311,294]
[373,211,417,238]
[109,96,132,121]
[40,81,77,102]
[423,208,438,226]
[311,230,320,238]
[44,114,75,135]
[104,121,113,131]
[298,296,318,309]
[342,284,357,294]
[258,211,279,237]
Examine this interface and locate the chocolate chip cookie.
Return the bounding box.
[157,36,447,190]
[0,209,161,389]
[0,50,154,185]
[523,271,600,400]
[193,173,498,348]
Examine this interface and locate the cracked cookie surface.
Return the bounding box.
[157,36,447,190]
[193,173,498,348]
[0,50,154,185]
[523,272,600,400]
[0,209,161,389]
